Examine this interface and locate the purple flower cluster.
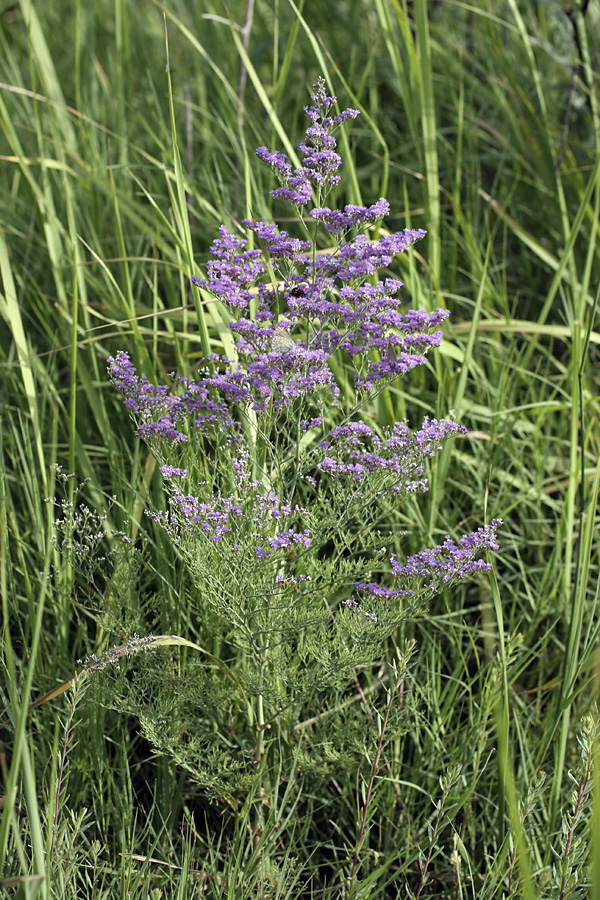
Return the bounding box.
[311,199,390,235]
[319,416,466,492]
[341,520,503,623]
[195,226,267,309]
[150,453,311,560]
[107,350,239,443]
[255,77,359,207]
[190,77,438,406]
[107,78,502,630]
[390,521,502,586]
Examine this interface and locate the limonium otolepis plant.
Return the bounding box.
[106,78,501,804]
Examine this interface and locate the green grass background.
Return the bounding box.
[1,0,599,896]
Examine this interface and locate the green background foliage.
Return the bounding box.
[1,0,599,896]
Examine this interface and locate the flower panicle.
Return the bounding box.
[255,76,359,209]
[185,77,430,404]
[390,519,503,586]
[106,77,503,636]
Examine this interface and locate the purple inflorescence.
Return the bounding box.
[108,78,502,624]
[147,451,312,559]
[107,350,239,443]
[319,416,466,492]
[389,521,503,586]
[188,76,434,401]
[252,78,360,207]
[344,519,503,618]
[311,199,391,235]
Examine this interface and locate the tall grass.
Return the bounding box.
[1,0,599,896]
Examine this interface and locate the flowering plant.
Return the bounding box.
[107,78,501,803]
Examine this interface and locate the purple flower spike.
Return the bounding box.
[256,76,358,209]
[311,199,391,235]
[191,226,265,309]
[390,520,503,590]
[319,416,466,490]
[107,78,502,647]
[343,520,503,622]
